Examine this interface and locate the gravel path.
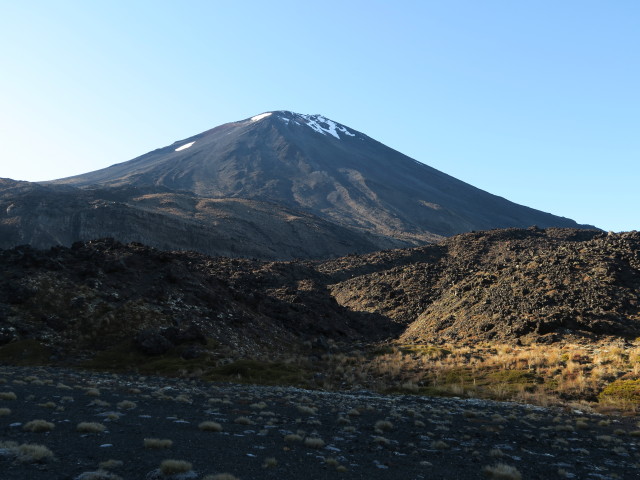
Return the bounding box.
[0,366,638,479]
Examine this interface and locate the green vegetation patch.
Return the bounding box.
[83,340,216,376]
[442,367,476,384]
[399,344,452,359]
[487,369,539,385]
[370,345,395,356]
[206,360,309,386]
[599,379,640,404]
[0,340,52,366]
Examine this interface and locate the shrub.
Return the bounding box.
[116,400,137,410]
[75,470,123,480]
[199,421,223,432]
[303,437,325,449]
[483,463,522,480]
[599,379,640,403]
[263,457,277,468]
[98,459,124,470]
[16,443,54,463]
[160,459,193,475]
[144,438,173,449]
[297,405,317,414]
[374,420,393,431]
[77,422,106,433]
[431,440,449,450]
[23,419,55,432]
[373,436,390,446]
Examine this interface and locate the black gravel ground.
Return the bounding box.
[0,366,638,480]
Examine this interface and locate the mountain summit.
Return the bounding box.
[54,110,592,245]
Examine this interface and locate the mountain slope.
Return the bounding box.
[0,178,406,260]
[54,111,593,242]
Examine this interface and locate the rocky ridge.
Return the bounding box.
[0,228,638,361]
[0,178,409,260]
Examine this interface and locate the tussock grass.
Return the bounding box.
[116,400,137,410]
[203,474,240,480]
[284,434,303,443]
[85,388,101,397]
[0,407,11,416]
[431,440,449,450]
[16,443,54,463]
[76,422,106,433]
[75,470,123,480]
[297,405,317,414]
[198,421,223,432]
[374,420,393,431]
[98,459,124,470]
[144,438,173,449]
[372,436,390,446]
[23,419,55,432]
[160,459,193,475]
[482,463,522,480]
[234,416,252,425]
[263,457,277,468]
[310,340,640,411]
[303,437,325,449]
[0,391,17,400]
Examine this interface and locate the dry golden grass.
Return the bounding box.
[306,339,640,412]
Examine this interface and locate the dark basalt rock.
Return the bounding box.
[135,329,174,355]
[0,228,637,360]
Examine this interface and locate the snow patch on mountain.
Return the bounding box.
[251,112,272,122]
[288,113,355,140]
[175,141,195,152]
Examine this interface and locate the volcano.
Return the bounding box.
[3,111,593,258]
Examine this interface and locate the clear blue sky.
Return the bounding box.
[1,1,638,232]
